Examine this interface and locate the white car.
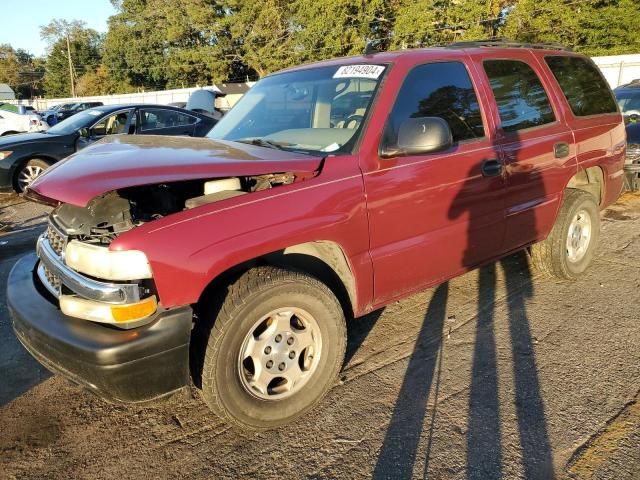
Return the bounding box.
[0,104,49,136]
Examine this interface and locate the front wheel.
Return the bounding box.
[15,158,50,192]
[530,189,600,279]
[200,267,346,430]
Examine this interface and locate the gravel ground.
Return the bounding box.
[0,191,638,480]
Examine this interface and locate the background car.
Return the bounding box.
[0,103,218,192]
[40,103,76,126]
[56,101,105,121]
[614,79,640,123]
[625,122,640,191]
[0,103,39,116]
[185,89,226,120]
[613,80,640,191]
[0,104,48,137]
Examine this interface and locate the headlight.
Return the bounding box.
[64,240,152,280]
[0,151,13,160]
[60,294,158,327]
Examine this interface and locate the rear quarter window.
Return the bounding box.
[545,56,618,117]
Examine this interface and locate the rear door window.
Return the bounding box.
[483,60,556,132]
[545,56,618,117]
[386,61,485,144]
[140,108,198,131]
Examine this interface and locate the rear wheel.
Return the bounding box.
[200,266,346,430]
[530,189,600,279]
[15,158,50,192]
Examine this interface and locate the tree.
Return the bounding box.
[501,0,640,55]
[0,45,44,99]
[290,0,395,61]
[75,64,135,96]
[104,0,231,90]
[40,20,103,98]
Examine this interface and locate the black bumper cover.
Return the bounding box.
[8,254,193,403]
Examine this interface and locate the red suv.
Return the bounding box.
[9,42,625,430]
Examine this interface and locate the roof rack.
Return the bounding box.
[447,38,572,51]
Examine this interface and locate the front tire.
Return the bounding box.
[15,158,50,192]
[530,189,600,279]
[200,266,346,430]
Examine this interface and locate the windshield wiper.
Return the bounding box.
[235,137,294,151]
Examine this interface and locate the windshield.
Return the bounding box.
[47,109,104,135]
[208,64,386,154]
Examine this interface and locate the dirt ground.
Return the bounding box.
[0,191,639,480]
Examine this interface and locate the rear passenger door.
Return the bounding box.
[478,54,576,251]
[137,108,198,136]
[543,55,624,208]
[364,60,505,305]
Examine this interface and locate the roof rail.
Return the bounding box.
[447,38,572,52]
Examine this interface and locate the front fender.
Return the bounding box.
[111,162,373,314]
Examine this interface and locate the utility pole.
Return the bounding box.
[65,34,75,97]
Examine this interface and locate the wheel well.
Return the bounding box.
[189,241,356,389]
[566,166,604,205]
[195,241,356,320]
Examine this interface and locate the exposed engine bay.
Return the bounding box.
[50,173,296,245]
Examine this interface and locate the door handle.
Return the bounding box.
[554,142,570,158]
[481,159,503,177]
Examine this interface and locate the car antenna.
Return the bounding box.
[364,39,382,56]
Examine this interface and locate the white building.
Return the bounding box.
[592,55,640,88]
[0,83,16,101]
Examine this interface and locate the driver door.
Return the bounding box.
[363,60,506,306]
[77,109,134,150]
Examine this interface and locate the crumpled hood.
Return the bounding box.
[28,135,323,206]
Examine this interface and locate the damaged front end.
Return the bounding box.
[32,172,301,328]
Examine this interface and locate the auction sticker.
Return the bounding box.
[333,65,385,79]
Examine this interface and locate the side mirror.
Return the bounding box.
[380,117,453,158]
[78,127,90,138]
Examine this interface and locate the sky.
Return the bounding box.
[0,0,117,57]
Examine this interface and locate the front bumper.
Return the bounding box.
[8,254,193,403]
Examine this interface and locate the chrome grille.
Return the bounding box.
[627,144,640,165]
[46,221,67,257]
[41,263,61,295]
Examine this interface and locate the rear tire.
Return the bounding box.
[200,266,346,430]
[530,189,600,279]
[15,158,50,193]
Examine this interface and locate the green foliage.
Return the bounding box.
[103,0,230,90]
[75,64,135,96]
[4,0,639,98]
[40,19,102,98]
[0,45,43,98]
[501,0,640,55]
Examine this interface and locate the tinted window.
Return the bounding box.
[387,62,485,144]
[546,56,618,117]
[484,60,556,132]
[140,108,197,131]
